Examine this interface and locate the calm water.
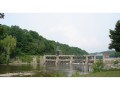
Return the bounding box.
[0,63,93,77]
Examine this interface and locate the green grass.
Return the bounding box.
[32,71,66,77]
[78,69,120,77]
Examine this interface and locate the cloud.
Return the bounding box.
[44,24,110,53]
[3,13,120,53]
[44,25,100,51]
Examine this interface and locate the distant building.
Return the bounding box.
[90,52,110,60]
[95,53,103,60]
[90,53,103,60]
[103,52,110,59]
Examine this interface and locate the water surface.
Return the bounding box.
[0,63,93,77]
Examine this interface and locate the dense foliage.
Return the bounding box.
[1,35,16,65]
[0,25,88,64]
[0,13,4,19]
[109,51,120,57]
[93,60,104,72]
[0,25,16,64]
[109,20,120,52]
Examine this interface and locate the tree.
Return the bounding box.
[0,13,4,19]
[1,35,16,65]
[0,25,88,57]
[109,20,120,52]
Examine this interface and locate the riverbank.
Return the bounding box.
[73,69,120,77]
[10,55,44,64]
[0,71,35,77]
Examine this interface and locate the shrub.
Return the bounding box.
[0,52,6,64]
[72,71,80,77]
[113,60,119,65]
[20,55,32,63]
[93,60,104,72]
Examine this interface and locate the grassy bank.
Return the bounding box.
[32,71,66,77]
[74,69,120,77]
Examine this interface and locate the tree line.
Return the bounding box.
[109,20,120,57]
[0,25,88,64]
[109,20,120,52]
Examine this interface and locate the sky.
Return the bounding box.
[0,13,120,53]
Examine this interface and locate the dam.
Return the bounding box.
[43,46,96,65]
[43,55,96,65]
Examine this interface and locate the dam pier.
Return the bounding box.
[43,55,96,65]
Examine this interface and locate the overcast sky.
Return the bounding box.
[1,13,120,53]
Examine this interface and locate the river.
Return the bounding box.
[0,63,93,77]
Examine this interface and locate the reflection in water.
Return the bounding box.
[0,63,93,77]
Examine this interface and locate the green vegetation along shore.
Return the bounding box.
[0,25,88,64]
[79,69,120,77]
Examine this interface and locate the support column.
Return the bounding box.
[43,55,46,64]
[85,55,89,72]
[70,56,73,64]
[93,55,96,63]
[55,55,59,65]
[85,55,88,64]
[101,55,105,64]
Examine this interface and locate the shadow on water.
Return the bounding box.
[0,63,93,77]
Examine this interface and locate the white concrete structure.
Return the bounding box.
[43,55,96,64]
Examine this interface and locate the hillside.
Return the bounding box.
[91,50,120,58]
[0,25,88,58]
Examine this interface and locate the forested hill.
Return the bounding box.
[91,50,120,58]
[0,25,88,56]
